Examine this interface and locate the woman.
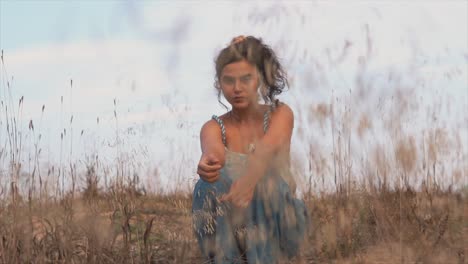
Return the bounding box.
[192,35,308,264]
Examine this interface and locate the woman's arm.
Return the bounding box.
[197,119,226,182]
[245,102,294,182]
[221,103,294,206]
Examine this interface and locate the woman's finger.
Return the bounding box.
[197,168,218,177]
[198,170,220,180]
[220,192,231,202]
[234,199,248,208]
[204,173,220,182]
[203,176,219,183]
[198,162,222,172]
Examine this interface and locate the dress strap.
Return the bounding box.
[263,108,270,133]
[263,101,278,133]
[211,115,227,146]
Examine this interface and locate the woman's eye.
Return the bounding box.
[241,76,251,83]
[222,77,235,85]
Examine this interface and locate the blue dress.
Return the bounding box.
[192,110,309,264]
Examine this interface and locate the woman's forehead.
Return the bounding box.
[222,60,257,76]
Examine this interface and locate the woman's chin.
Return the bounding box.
[231,102,249,109]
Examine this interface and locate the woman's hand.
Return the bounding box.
[197,154,223,183]
[220,175,257,208]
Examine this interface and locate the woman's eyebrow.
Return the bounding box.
[222,75,235,80]
[222,73,252,79]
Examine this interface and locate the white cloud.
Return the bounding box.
[4,39,172,119]
[1,1,466,192]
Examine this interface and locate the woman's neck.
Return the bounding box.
[230,103,263,124]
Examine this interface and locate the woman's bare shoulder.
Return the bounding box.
[200,118,220,133]
[271,100,294,118]
[199,113,230,136]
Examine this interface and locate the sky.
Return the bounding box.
[0,1,467,193]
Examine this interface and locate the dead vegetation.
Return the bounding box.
[0,14,466,261]
[0,182,465,263]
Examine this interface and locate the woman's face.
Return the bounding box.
[220,60,260,109]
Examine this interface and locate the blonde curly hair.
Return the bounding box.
[214,36,289,109]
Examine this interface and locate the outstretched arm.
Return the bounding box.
[246,102,293,181]
[197,119,226,182]
[221,103,294,206]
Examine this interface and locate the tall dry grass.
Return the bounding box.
[0,25,467,263]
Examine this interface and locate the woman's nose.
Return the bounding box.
[233,80,242,92]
